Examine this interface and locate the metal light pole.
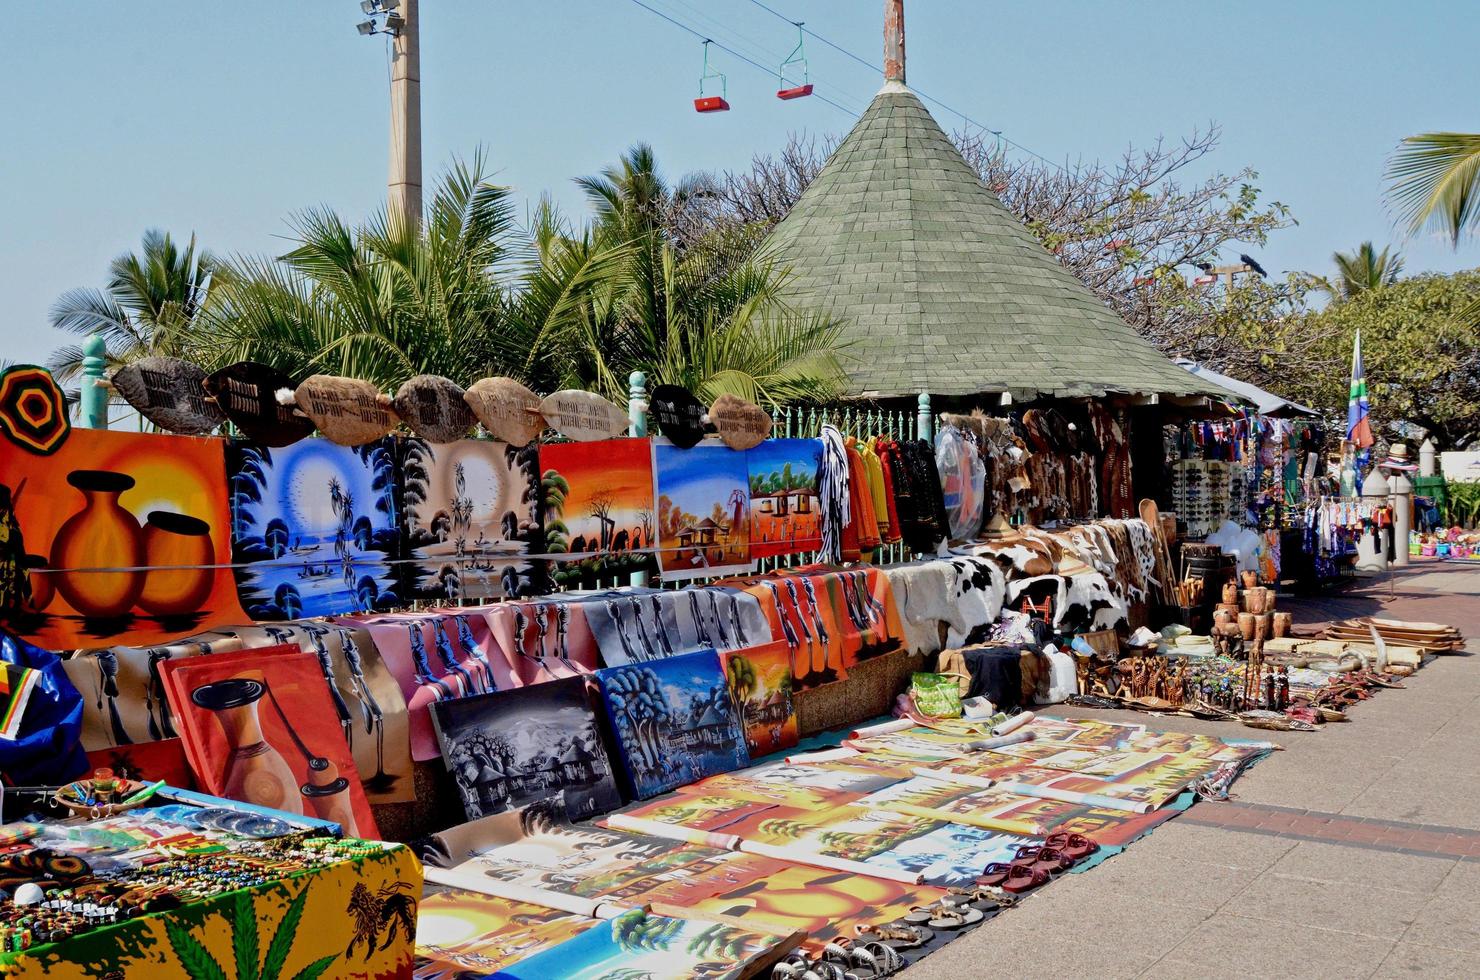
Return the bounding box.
[356,0,421,229]
[388,0,421,228]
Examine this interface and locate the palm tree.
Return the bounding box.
[48,230,215,382]
[196,153,629,391]
[1387,133,1480,245]
[562,143,850,406]
[1323,242,1404,300]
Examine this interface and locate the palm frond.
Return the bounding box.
[1387,132,1480,245]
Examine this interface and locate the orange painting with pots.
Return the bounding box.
[0,428,246,648]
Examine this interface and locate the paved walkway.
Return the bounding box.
[904,563,1480,979]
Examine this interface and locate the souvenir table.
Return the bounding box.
[0,789,422,979]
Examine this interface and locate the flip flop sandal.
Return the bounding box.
[927,906,984,930]
[1044,832,1099,860]
[1012,844,1070,874]
[981,863,1044,893]
[859,942,904,976]
[856,923,932,949]
[900,904,941,925]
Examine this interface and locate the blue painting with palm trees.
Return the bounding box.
[227,438,401,619]
[595,648,749,799]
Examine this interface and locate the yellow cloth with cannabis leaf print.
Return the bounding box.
[0,843,421,980]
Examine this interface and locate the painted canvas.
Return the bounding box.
[690,864,950,947]
[582,586,772,667]
[227,437,401,620]
[218,620,414,803]
[430,676,621,823]
[723,641,797,757]
[493,907,796,980]
[448,805,739,907]
[653,441,754,581]
[398,438,544,602]
[746,438,822,558]
[479,600,598,685]
[67,620,414,805]
[596,649,750,799]
[414,888,597,980]
[0,428,246,648]
[539,439,656,590]
[161,648,379,838]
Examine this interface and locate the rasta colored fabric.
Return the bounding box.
[0,662,40,740]
[0,627,88,784]
[0,842,420,980]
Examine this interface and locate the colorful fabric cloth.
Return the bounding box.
[0,663,39,740]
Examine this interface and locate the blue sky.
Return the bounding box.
[4,1,1477,368]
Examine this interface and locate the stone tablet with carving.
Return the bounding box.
[709,393,773,450]
[293,375,398,446]
[110,356,225,435]
[393,374,474,444]
[647,383,708,449]
[464,377,545,446]
[538,389,629,442]
[203,361,314,447]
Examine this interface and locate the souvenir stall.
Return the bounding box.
[1164,361,1325,592]
[0,351,1309,978]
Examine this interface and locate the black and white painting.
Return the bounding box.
[430,675,621,822]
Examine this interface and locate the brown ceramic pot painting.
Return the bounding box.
[0,428,246,649]
[293,375,399,446]
[464,377,546,447]
[109,356,224,435]
[161,647,380,838]
[538,390,629,442]
[203,361,315,447]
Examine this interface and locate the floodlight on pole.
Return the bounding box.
[360,0,377,14]
[356,19,375,34]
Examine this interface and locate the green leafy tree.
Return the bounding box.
[1274,272,1480,448]
[48,229,215,383]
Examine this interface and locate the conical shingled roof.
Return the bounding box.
[763,82,1234,402]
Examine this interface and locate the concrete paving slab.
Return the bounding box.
[1268,840,1457,895]
[1372,943,1480,978]
[1153,913,1394,979]
[1218,871,1419,940]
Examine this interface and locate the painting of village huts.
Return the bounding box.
[539,439,657,589]
[227,438,401,619]
[429,676,621,822]
[398,438,544,601]
[596,649,751,798]
[653,442,753,581]
[723,640,798,757]
[745,438,822,559]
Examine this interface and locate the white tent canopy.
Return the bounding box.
[1174,359,1320,418]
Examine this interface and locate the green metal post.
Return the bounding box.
[916,392,931,442]
[79,334,108,429]
[628,371,649,587]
